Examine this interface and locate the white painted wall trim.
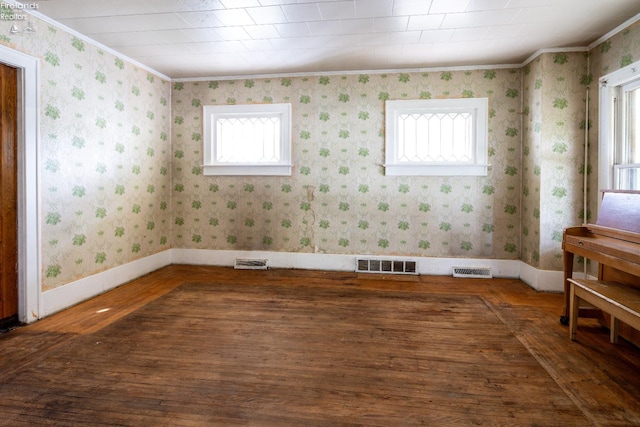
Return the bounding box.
[519,262,564,293]
[172,249,571,292]
[171,248,539,283]
[36,249,573,320]
[40,250,172,318]
[171,248,357,272]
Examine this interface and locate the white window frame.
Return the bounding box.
[599,60,640,191]
[202,103,292,176]
[384,98,489,176]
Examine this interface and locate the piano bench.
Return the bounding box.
[568,278,640,344]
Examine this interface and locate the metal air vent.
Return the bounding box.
[356,258,418,275]
[452,266,492,279]
[234,258,268,270]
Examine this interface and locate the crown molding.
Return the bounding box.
[5,1,640,83]
[3,0,171,81]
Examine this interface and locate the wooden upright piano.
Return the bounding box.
[561,190,640,333]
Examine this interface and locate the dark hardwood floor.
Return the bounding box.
[1,265,639,426]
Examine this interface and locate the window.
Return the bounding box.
[203,103,292,176]
[599,61,640,190]
[384,98,489,176]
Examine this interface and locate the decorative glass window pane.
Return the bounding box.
[397,112,474,163]
[215,116,281,163]
[385,98,488,176]
[203,103,291,176]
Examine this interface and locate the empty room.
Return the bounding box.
[1,0,640,425]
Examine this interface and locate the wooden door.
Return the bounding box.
[0,62,18,323]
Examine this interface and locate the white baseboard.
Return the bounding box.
[519,262,564,292]
[171,248,522,277]
[37,249,570,320]
[171,249,356,272]
[172,249,570,292]
[39,250,172,318]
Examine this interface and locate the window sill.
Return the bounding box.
[203,164,292,176]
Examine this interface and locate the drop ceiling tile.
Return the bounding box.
[281,3,322,22]
[392,0,432,16]
[95,29,196,46]
[388,30,423,44]
[429,0,471,14]
[307,20,343,35]
[24,0,640,78]
[211,26,252,40]
[190,40,247,53]
[374,16,409,32]
[318,1,356,20]
[341,18,375,34]
[274,22,312,37]
[451,27,490,41]
[60,13,190,35]
[466,0,510,12]
[143,0,225,13]
[419,28,455,42]
[220,0,261,8]
[506,0,558,7]
[246,6,289,24]
[244,24,280,39]
[508,7,562,24]
[257,0,299,5]
[269,36,318,50]
[242,39,275,51]
[407,14,445,31]
[181,28,226,43]
[178,11,225,28]
[356,32,391,46]
[441,9,520,29]
[35,0,155,19]
[354,0,393,18]
[211,8,256,25]
[485,24,525,39]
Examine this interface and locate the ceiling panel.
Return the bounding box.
[11,0,640,79]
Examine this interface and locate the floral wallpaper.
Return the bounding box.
[522,52,589,271]
[171,70,522,260]
[521,58,543,268]
[0,9,172,291]
[2,2,640,297]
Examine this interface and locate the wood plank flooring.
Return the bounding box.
[1,265,640,426]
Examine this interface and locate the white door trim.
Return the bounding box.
[0,44,41,323]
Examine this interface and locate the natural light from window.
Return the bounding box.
[215,116,281,163]
[397,112,474,163]
[203,103,292,176]
[616,86,640,189]
[385,98,488,176]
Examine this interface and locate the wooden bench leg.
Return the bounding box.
[569,282,579,341]
[610,316,619,344]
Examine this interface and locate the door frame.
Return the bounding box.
[0,44,40,323]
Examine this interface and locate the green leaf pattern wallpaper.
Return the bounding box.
[522,52,589,271]
[1,7,640,293]
[0,16,172,291]
[171,70,523,260]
